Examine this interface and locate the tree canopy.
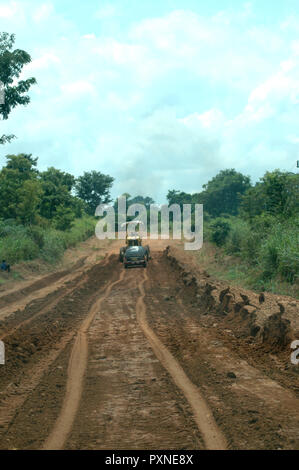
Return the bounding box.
[75,171,114,215]
[166,170,251,217]
[0,154,41,221]
[198,169,252,217]
[0,154,114,229]
[0,32,36,144]
[240,170,299,221]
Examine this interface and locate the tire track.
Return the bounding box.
[0,255,112,340]
[136,269,227,450]
[0,274,87,342]
[0,257,87,308]
[64,267,204,450]
[0,330,75,432]
[0,253,111,321]
[42,268,125,450]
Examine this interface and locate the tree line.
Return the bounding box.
[166,168,298,222]
[0,153,114,230]
[168,168,298,289]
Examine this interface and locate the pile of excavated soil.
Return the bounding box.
[164,246,299,350]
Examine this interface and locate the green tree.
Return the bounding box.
[166,190,192,208]
[0,153,41,220]
[40,167,75,190]
[129,195,155,209]
[5,153,38,175]
[53,206,76,231]
[113,193,155,214]
[75,171,114,215]
[238,185,265,222]
[210,218,231,246]
[113,193,131,213]
[0,32,36,144]
[16,179,43,225]
[199,169,251,217]
[39,167,76,220]
[240,170,299,220]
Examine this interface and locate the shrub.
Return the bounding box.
[0,235,39,263]
[0,221,27,238]
[26,225,45,248]
[41,230,65,263]
[260,219,299,283]
[62,217,95,247]
[53,207,75,231]
[210,218,231,246]
[0,216,96,266]
[225,218,250,255]
[240,231,261,264]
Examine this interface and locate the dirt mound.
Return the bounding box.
[164,246,297,349]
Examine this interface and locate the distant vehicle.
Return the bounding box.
[119,220,150,262]
[123,246,147,269]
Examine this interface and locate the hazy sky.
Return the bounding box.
[0,0,298,202]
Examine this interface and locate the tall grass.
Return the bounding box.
[207,215,299,295]
[0,216,96,265]
[259,219,299,283]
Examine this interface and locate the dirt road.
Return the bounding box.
[0,241,298,450]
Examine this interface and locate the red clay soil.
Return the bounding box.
[0,241,298,450]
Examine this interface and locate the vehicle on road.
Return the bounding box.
[123,246,148,268]
[119,221,150,262]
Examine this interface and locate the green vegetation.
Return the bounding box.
[0,32,115,268]
[0,152,112,266]
[0,214,96,265]
[169,169,299,297]
[0,32,36,145]
[210,218,231,247]
[76,171,114,216]
[0,32,114,270]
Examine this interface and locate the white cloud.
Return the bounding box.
[1,3,299,201]
[82,33,96,40]
[25,52,61,71]
[33,3,53,23]
[0,0,18,18]
[95,4,116,20]
[180,109,225,130]
[244,56,299,119]
[125,9,287,93]
[291,40,299,55]
[94,39,146,66]
[280,15,299,33]
[104,91,141,111]
[60,80,96,97]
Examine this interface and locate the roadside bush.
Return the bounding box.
[62,216,95,247]
[53,206,76,231]
[0,216,96,266]
[0,221,27,238]
[26,225,45,248]
[239,231,261,264]
[0,235,39,263]
[260,220,299,283]
[210,218,231,246]
[41,230,65,263]
[225,218,250,255]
